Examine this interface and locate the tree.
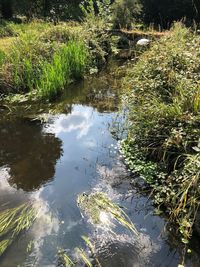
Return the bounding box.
[0,0,13,19]
[112,0,142,29]
[141,0,200,28]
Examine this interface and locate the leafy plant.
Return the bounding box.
[122,22,200,241]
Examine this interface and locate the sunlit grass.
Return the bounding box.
[77,192,138,235]
[37,40,88,99]
[0,203,36,256]
[59,251,75,267]
[76,248,92,267]
[122,22,200,241]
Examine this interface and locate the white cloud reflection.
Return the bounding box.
[0,168,60,266]
[44,108,93,139]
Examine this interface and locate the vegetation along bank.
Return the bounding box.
[0,19,113,101]
[0,0,200,249]
[121,23,200,243]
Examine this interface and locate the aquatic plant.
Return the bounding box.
[37,40,88,99]
[59,251,75,267]
[0,203,36,256]
[76,248,92,267]
[82,235,102,267]
[77,192,138,235]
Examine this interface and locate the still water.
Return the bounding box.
[0,62,199,267]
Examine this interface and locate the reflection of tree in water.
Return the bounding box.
[0,119,62,192]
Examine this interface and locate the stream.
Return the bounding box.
[0,60,199,267]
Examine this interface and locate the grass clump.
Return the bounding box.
[122,23,200,242]
[0,23,88,99]
[37,40,88,99]
[0,20,111,100]
[77,192,138,235]
[0,203,36,256]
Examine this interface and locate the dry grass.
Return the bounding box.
[0,37,16,53]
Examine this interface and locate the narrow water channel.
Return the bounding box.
[0,61,199,267]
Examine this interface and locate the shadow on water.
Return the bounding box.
[0,59,199,267]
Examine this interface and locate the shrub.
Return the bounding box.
[112,0,142,29]
[122,23,200,241]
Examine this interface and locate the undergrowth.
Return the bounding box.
[0,20,112,100]
[121,23,200,243]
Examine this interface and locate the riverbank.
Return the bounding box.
[121,23,200,243]
[1,18,199,250]
[0,20,112,100]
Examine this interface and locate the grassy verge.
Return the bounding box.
[0,20,112,100]
[121,23,200,243]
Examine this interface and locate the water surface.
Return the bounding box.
[0,62,199,267]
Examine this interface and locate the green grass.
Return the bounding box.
[77,192,138,235]
[37,40,88,99]
[0,23,88,99]
[122,22,200,242]
[0,203,36,256]
[0,20,110,100]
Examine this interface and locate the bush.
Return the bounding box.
[112,0,142,29]
[122,23,200,241]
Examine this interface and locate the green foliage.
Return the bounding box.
[0,22,94,100]
[112,0,142,29]
[141,0,200,28]
[122,23,200,241]
[41,23,82,43]
[0,21,17,37]
[0,49,5,66]
[37,40,88,99]
[7,30,56,92]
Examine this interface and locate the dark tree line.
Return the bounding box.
[141,0,200,28]
[0,0,82,20]
[0,0,200,27]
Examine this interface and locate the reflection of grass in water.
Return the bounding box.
[77,192,138,235]
[0,203,36,256]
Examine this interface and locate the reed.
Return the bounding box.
[37,40,88,99]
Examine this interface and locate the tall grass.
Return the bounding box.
[0,24,88,99]
[122,23,200,242]
[37,40,88,99]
